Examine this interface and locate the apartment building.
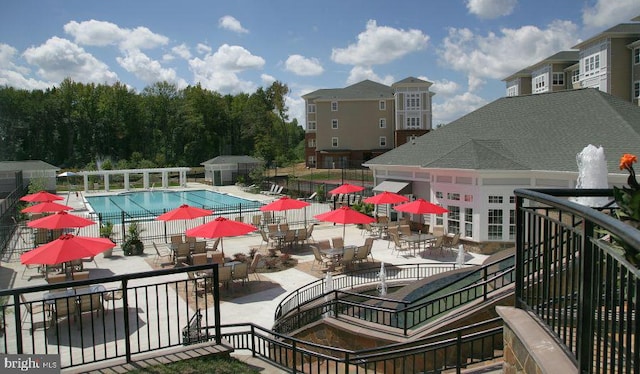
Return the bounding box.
[503,20,640,104]
[303,77,433,169]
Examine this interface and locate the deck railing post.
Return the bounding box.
[122,278,132,363]
[577,219,595,373]
[213,264,222,345]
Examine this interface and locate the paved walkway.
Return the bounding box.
[3,185,489,372]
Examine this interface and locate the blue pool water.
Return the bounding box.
[85,190,258,216]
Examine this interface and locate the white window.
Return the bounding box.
[552,72,564,86]
[583,53,600,77]
[447,206,460,234]
[464,194,473,202]
[331,119,338,129]
[406,117,420,129]
[307,104,316,113]
[634,81,640,98]
[488,209,503,240]
[331,101,338,111]
[379,100,386,110]
[533,74,547,93]
[507,86,517,97]
[435,191,443,199]
[509,209,516,240]
[634,47,639,65]
[307,121,316,130]
[572,70,580,83]
[488,195,503,204]
[308,155,316,167]
[379,136,386,147]
[379,118,386,128]
[405,93,420,110]
[331,137,338,147]
[308,138,316,148]
[447,192,460,201]
[464,208,473,238]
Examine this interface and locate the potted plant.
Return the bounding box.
[100,221,115,257]
[122,222,145,256]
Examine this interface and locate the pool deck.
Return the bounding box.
[4,183,489,372]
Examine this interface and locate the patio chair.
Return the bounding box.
[46,273,67,284]
[259,230,274,250]
[72,271,90,281]
[188,272,209,297]
[386,226,398,248]
[305,223,316,244]
[361,223,374,237]
[296,227,307,246]
[427,235,445,256]
[248,253,262,281]
[311,246,331,271]
[51,297,79,330]
[21,294,50,333]
[317,240,331,250]
[279,223,289,232]
[364,237,375,262]
[299,191,317,201]
[443,232,461,255]
[267,224,279,234]
[175,243,191,265]
[331,237,344,249]
[260,184,277,195]
[235,216,244,223]
[77,289,104,317]
[232,262,249,286]
[391,233,410,257]
[399,225,412,237]
[218,265,232,289]
[283,230,296,250]
[190,253,208,266]
[252,214,262,228]
[353,245,369,265]
[193,241,207,254]
[152,242,172,265]
[209,237,221,252]
[103,288,123,313]
[209,251,224,265]
[337,246,356,272]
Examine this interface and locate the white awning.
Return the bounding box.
[373,180,412,194]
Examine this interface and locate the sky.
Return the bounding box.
[2,0,640,127]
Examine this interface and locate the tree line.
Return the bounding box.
[0,79,304,170]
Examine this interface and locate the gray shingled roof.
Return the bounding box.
[201,155,262,165]
[365,89,640,174]
[573,23,640,49]
[0,160,59,171]
[302,80,393,101]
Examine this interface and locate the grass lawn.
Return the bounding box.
[126,356,260,373]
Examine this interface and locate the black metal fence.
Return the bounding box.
[515,188,639,374]
[273,257,514,336]
[0,263,222,369]
[217,318,503,373]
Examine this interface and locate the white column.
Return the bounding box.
[83,174,89,193]
[162,172,168,188]
[124,172,130,190]
[143,172,150,189]
[104,174,110,192]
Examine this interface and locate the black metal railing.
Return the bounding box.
[273,257,514,335]
[515,188,639,374]
[0,263,222,369]
[215,318,503,373]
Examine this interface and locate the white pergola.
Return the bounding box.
[79,167,191,192]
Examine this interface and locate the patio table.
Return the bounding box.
[402,234,436,256]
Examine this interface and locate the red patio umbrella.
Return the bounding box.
[20,190,64,202]
[156,204,213,232]
[27,211,95,229]
[394,198,449,215]
[329,183,364,195]
[186,216,257,258]
[20,234,116,265]
[21,201,73,213]
[314,206,376,242]
[260,196,310,223]
[363,191,409,205]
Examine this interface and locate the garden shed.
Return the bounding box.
[201,155,263,186]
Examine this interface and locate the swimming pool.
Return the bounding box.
[85,189,261,217]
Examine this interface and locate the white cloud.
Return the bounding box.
[218,15,249,34]
[286,92,305,127]
[23,37,118,84]
[196,43,212,55]
[284,55,324,76]
[345,66,394,86]
[433,92,488,125]
[466,0,517,19]
[261,74,276,86]
[171,43,191,60]
[0,44,53,89]
[116,49,186,88]
[582,0,640,30]
[428,78,460,97]
[437,20,578,91]
[64,20,168,51]
[331,20,429,66]
[188,44,264,94]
